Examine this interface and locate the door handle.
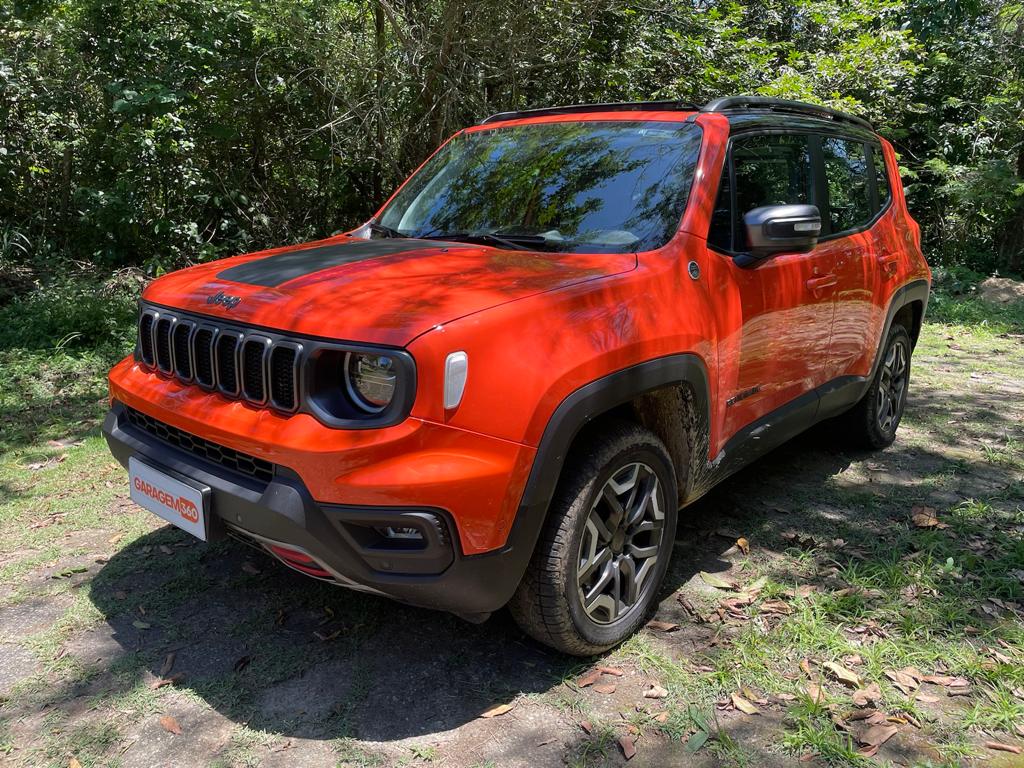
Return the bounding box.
[806,274,838,294]
[878,252,899,274]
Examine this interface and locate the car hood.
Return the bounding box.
[142,236,636,346]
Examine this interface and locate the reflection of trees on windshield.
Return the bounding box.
[379,122,702,253]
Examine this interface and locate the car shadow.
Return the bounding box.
[84,406,982,745]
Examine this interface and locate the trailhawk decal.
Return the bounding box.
[216,238,470,288]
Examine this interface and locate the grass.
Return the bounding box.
[0,285,1022,766]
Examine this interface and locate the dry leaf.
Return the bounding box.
[646,620,679,632]
[577,670,601,688]
[985,741,1022,755]
[700,571,737,590]
[159,652,176,678]
[149,673,184,690]
[69,760,83,768]
[644,684,669,699]
[760,600,793,615]
[915,693,940,704]
[480,702,514,718]
[731,693,760,715]
[108,534,123,545]
[159,715,182,735]
[619,735,637,760]
[598,666,624,677]
[858,723,898,747]
[736,537,750,555]
[852,683,882,707]
[805,683,825,704]
[911,506,948,529]
[653,712,669,724]
[799,658,814,678]
[593,683,617,694]
[823,661,861,688]
[580,720,593,734]
[884,669,919,695]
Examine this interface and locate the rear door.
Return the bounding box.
[707,132,838,444]
[818,136,887,383]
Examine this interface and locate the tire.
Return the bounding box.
[843,323,912,449]
[509,420,678,656]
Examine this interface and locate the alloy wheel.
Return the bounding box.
[876,338,909,434]
[576,462,665,624]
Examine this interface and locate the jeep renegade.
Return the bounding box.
[104,97,931,655]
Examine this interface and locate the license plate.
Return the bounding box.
[129,457,210,541]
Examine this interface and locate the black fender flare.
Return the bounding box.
[474,353,711,601]
[868,278,930,382]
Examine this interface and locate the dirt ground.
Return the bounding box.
[1,307,1023,768]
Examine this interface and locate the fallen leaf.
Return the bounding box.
[858,723,898,747]
[736,537,750,555]
[846,708,879,722]
[313,629,342,642]
[132,620,151,630]
[824,661,861,688]
[159,652,176,678]
[580,720,593,734]
[915,693,939,704]
[108,534,123,545]
[653,711,669,723]
[593,683,617,694]
[69,759,83,768]
[619,735,636,760]
[884,669,919,695]
[149,673,184,690]
[985,741,1022,754]
[233,655,251,673]
[843,654,863,667]
[852,683,882,707]
[731,693,760,715]
[577,670,601,688]
[159,545,173,555]
[799,658,814,678]
[911,506,948,529]
[805,683,825,704]
[921,674,969,687]
[598,666,624,677]
[646,620,679,632]
[480,702,514,718]
[776,692,797,701]
[700,571,737,590]
[760,599,793,615]
[644,684,669,699]
[159,715,182,735]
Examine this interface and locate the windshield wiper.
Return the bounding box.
[418,231,547,251]
[368,221,408,238]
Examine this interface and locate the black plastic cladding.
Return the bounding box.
[136,302,416,429]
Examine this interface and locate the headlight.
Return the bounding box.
[345,352,397,412]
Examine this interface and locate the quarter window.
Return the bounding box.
[822,137,872,233]
[870,144,891,210]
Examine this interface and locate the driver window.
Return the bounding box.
[731,134,813,251]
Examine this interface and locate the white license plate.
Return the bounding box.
[129,457,209,541]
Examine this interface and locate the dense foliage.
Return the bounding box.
[2,0,1023,303]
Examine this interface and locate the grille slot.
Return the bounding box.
[155,317,174,373]
[193,327,216,388]
[172,320,194,380]
[123,406,274,483]
[216,333,241,395]
[241,338,269,403]
[139,312,156,365]
[269,344,300,411]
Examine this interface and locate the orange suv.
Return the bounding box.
[104,97,930,655]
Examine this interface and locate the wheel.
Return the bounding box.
[844,323,912,449]
[509,421,678,656]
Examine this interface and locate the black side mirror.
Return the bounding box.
[740,204,821,263]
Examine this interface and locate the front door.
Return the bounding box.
[706,132,838,448]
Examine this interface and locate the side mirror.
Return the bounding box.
[741,204,821,262]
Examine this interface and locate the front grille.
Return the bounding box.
[138,308,300,413]
[123,405,274,483]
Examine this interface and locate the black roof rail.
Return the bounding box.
[480,100,700,125]
[702,96,873,131]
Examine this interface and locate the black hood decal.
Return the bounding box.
[216,238,467,288]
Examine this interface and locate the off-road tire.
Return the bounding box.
[844,323,912,449]
[509,420,678,656]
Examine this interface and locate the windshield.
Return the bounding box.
[377,121,702,253]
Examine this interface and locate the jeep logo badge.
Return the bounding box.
[207,290,241,310]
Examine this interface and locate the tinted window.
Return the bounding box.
[729,134,813,250]
[870,144,891,209]
[822,137,872,233]
[707,155,733,251]
[378,121,702,253]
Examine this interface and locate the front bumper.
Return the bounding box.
[103,402,528,615]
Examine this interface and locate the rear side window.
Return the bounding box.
[821,137,872,234]
[870,144,891,209]
[708,134,814,252]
